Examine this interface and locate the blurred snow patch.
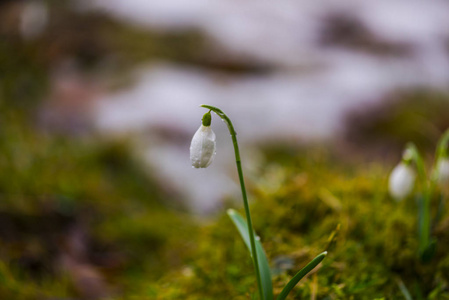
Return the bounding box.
[86,0,449,67]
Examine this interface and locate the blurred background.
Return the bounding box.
[1,0,449,299]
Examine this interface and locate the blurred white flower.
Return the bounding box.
[436,158,449,191]
[389,162,416,201]
[190,125,216,168]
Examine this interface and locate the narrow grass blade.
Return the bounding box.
[396,277,413,300]
[276,251,327,300]
[227,209,273,300]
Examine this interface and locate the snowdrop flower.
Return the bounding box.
[436,158,449,191]
[190,112,216,168]
[389,162,416,201]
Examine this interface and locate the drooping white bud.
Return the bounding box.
[436,158,449,191]
[190,125,216,168]
[388,162,416,201]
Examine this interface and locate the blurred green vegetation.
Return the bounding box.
[0,112,198,299]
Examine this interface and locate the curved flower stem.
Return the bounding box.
[404,143,427,184]
[201,104,264,300]
[429,129,449,241]
[435,128,449,161]
[404,143,431,258]
[431,128,449,183]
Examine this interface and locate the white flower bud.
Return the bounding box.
[436,158,449,191]
[388,162,416,201]
[190,125,216,168]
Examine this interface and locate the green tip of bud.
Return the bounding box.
[227,209,236,216]
[202,111,212,126]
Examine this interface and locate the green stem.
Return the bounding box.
[404,143,426,184]
[404,143,430,257]
[430,128,449,224]
[435,128,449,161]
[201,105,264,300]
[429,128,449,187]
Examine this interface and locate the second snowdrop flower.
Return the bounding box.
[190,111,216,168]
[389,161,416,201]
[436,157,449,192]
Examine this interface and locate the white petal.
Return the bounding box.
[436,158,449,189]
[388,163,416,201]
[190,125,216,168]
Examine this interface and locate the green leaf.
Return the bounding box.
[396,277,413,300]
[227,209,273,300]
[276,251,327,300]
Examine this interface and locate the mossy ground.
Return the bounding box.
[146,147,449,300]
